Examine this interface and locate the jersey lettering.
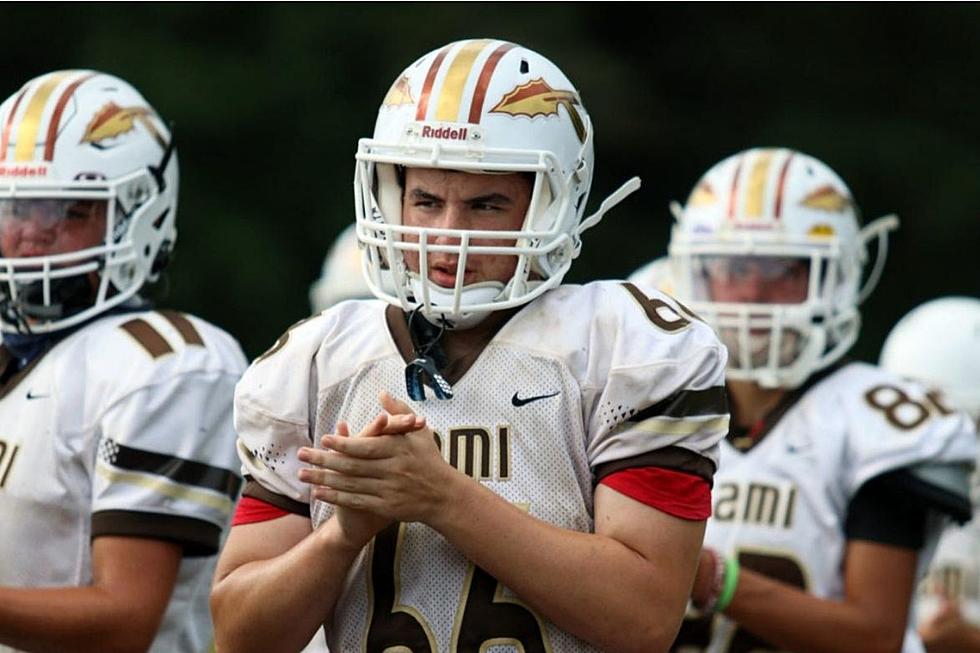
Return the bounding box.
[864,384,939,431]
[0,439,20,487]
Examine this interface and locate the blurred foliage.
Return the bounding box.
[3,3,977,359]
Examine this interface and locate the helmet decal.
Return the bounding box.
[80,102,164,149]
[490,78,585,143]
[381,76,415,109]
[800,185,851,212]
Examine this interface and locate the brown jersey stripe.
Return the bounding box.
[242,477,310,517]
[0,87,28,161]
[593,445,717,485]
[91,509,222,555]
[159,310,205,347]
[629,386,729,423]
[415,44,453,121]
[101,438,242,500]
[43,72,97,161]
[120,318,173,358]
[773,151,795,220]
[468,42,516,124]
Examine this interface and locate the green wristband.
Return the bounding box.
[714,555,740,612]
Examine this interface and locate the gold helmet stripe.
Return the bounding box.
[435,39,492,122]
[744,149,775,219]
[415,44,453,121]
[0,87,28,161]
[44,72,97,161]
[14,71,76,162]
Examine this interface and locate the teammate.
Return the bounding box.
[212,38,730,653]
[662,147,977,653]
[0,71,247,652]
[880,297,980,653]
[309,223,373,314]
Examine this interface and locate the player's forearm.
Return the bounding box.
[427,477,692,653]
[0,586,158,653]
[723,568,906,653]
[210,519,361,653]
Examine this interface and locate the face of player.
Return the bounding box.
[0,199,107,260]
[700,256,810,305]
[400,168,532,289]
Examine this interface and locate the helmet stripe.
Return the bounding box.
[435,39,492,122]
[44,72,97,161]
[0,87,28,162]
[415,45,453,121]
[773,151,795,220]
[468,42,516,124]
[744,150,775,219]
[726,153,745,220]
[14,71,75,162]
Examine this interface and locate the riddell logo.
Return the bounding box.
[0,165,48,177]
[420,125,468,140]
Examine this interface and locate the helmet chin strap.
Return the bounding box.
[857,214,899,305]
[573,177,641,254]
[408,275,507,330]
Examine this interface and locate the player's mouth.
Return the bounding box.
[429,262,473,287]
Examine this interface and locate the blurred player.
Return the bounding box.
[212,38,730,652]
[0,71,247,652]
[881,296,980,653]
[664,147,976,653]
[309,223,372,314]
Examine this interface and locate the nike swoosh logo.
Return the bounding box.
[26,390,50,400]
[511,391,560,407]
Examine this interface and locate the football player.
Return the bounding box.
[664,147,977,653]
[880,297,980,653]
[0,72,247,652]
[212,39,731,653]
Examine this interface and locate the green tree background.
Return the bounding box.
[3,4,977,359]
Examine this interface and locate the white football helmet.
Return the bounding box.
[309,224,373,313]
[880,297,980,421]
[668,147,898,388]
[0,70,177,334]
[354,38,639,328]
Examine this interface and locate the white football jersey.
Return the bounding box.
[0,309,247,653]
[236,281,730,653]
[671,363,977,653]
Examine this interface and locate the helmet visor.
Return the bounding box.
[693,255,811,305]
[0,198,108,260]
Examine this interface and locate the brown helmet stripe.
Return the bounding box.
[773,151,795,220]
[43,72,96,161]
[415,45,453,121]
[0,88,28,162]
[468,42,516,124]
[159,310,204,347]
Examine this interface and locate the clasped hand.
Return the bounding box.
[297,392,453,543]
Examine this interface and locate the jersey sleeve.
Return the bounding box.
[840,365,978,522]
[90,313,247,555]
[233,314,328,515]
[587,283,730,487]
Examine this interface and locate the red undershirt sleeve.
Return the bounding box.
[232,495,293,526]
[600,466,712,520]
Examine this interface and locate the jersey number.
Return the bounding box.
[864,384,953,431]
[365,522,550,653]
[672,551,807,653]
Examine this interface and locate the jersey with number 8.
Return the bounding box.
[673,363,976,653]
[235,281,730,652]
